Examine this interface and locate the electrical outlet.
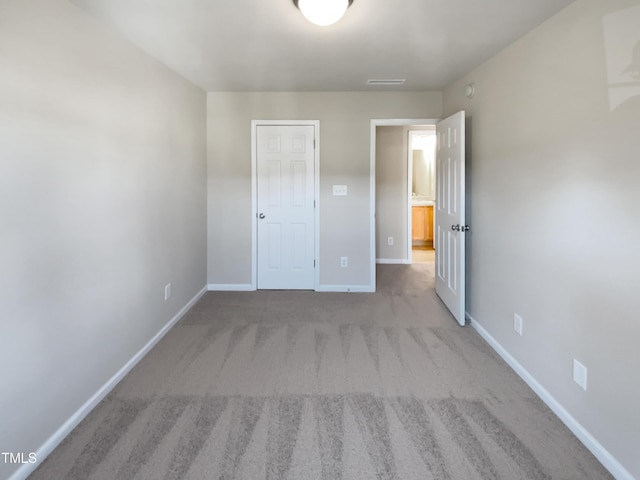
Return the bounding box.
[387,236,394,246]
[340,257,348,268]
[164,283,171,301]
[573,359,588,390]
[514,313,523,336]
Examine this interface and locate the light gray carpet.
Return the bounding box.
[29,264,612,479]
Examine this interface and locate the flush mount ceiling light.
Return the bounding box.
[293,0,354,26]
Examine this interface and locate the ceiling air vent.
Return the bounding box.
[367,79,406,86]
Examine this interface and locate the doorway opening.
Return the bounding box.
[370,119,438,288]
[370,113,468,325]
[408,129,437,265]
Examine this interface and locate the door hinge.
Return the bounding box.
[314,260,316,268]
[313,139,316,149]
[314,200,316,208]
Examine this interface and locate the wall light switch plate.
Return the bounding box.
[333,185,348,196]
[514,313,523,336]
[573,359,588,391]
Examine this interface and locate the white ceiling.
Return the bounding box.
[71,0,576,92]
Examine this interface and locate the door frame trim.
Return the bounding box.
[370,119,439,289]
[251,120,320,291]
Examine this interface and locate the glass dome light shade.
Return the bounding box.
[297,0,349,26]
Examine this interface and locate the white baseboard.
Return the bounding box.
[467,313,634,480]
[8,286,208,480]
[376,258,410,264]
[316,284,375,293]
[208,284,375,293]
[207,283,255,291]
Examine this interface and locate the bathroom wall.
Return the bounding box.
[411,130,436,199]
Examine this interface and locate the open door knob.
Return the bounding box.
[451,224,460,231]
[258,213,265,219]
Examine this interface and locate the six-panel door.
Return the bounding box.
[256,125,315,290]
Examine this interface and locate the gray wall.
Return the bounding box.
[443,0,640,477]
[0,1,207,478]
[376,126,409,261]
[207,92,442,288]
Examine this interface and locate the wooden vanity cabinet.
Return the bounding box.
[412,205,434,247]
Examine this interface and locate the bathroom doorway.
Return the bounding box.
[408,129,436,265]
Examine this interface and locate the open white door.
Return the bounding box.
[435,111,466,326]
[256,124,315,290]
